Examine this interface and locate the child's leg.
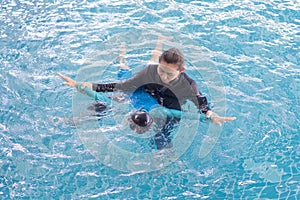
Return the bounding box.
[118,42,130,70]
[50,101,108,127]
[150,37,163,63]
[149,36,170,64]
[117,42,132,80]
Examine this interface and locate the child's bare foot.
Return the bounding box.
[118,42,130,70]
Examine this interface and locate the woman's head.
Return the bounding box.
[159,48,185,70]
[158,48,185,84]
[129,110,153,134]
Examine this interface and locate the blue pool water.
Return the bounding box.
[0,0,299,199]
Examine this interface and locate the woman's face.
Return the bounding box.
[157,61,181,84]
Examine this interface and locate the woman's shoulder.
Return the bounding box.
[146,63,158,70]
[181,72,196,85]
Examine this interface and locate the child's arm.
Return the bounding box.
[77,82,112,104]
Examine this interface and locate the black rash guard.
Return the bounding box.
[92,64,210,113]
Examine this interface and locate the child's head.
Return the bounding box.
[129,110,153,134]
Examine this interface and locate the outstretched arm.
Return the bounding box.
[205,110,236,126]
[77,82,111,104]
[150,105,204,121]
[151,104,236,126]
[57,73,111,104]
[58,72,92,91]
[188,77,236,125]
[58,72,79,88]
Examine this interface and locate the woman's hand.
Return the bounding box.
[81,82,92,90]
[206,110,236,126]
[57,73,78,87]
[77,82,93,94]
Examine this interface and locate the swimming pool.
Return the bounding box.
[0,0,299,199]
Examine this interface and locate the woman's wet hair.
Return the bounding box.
[159,48,185,70]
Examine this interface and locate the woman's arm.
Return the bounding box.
[77,83,112,104]
[57,73,111,104]
[92,65,150,92]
